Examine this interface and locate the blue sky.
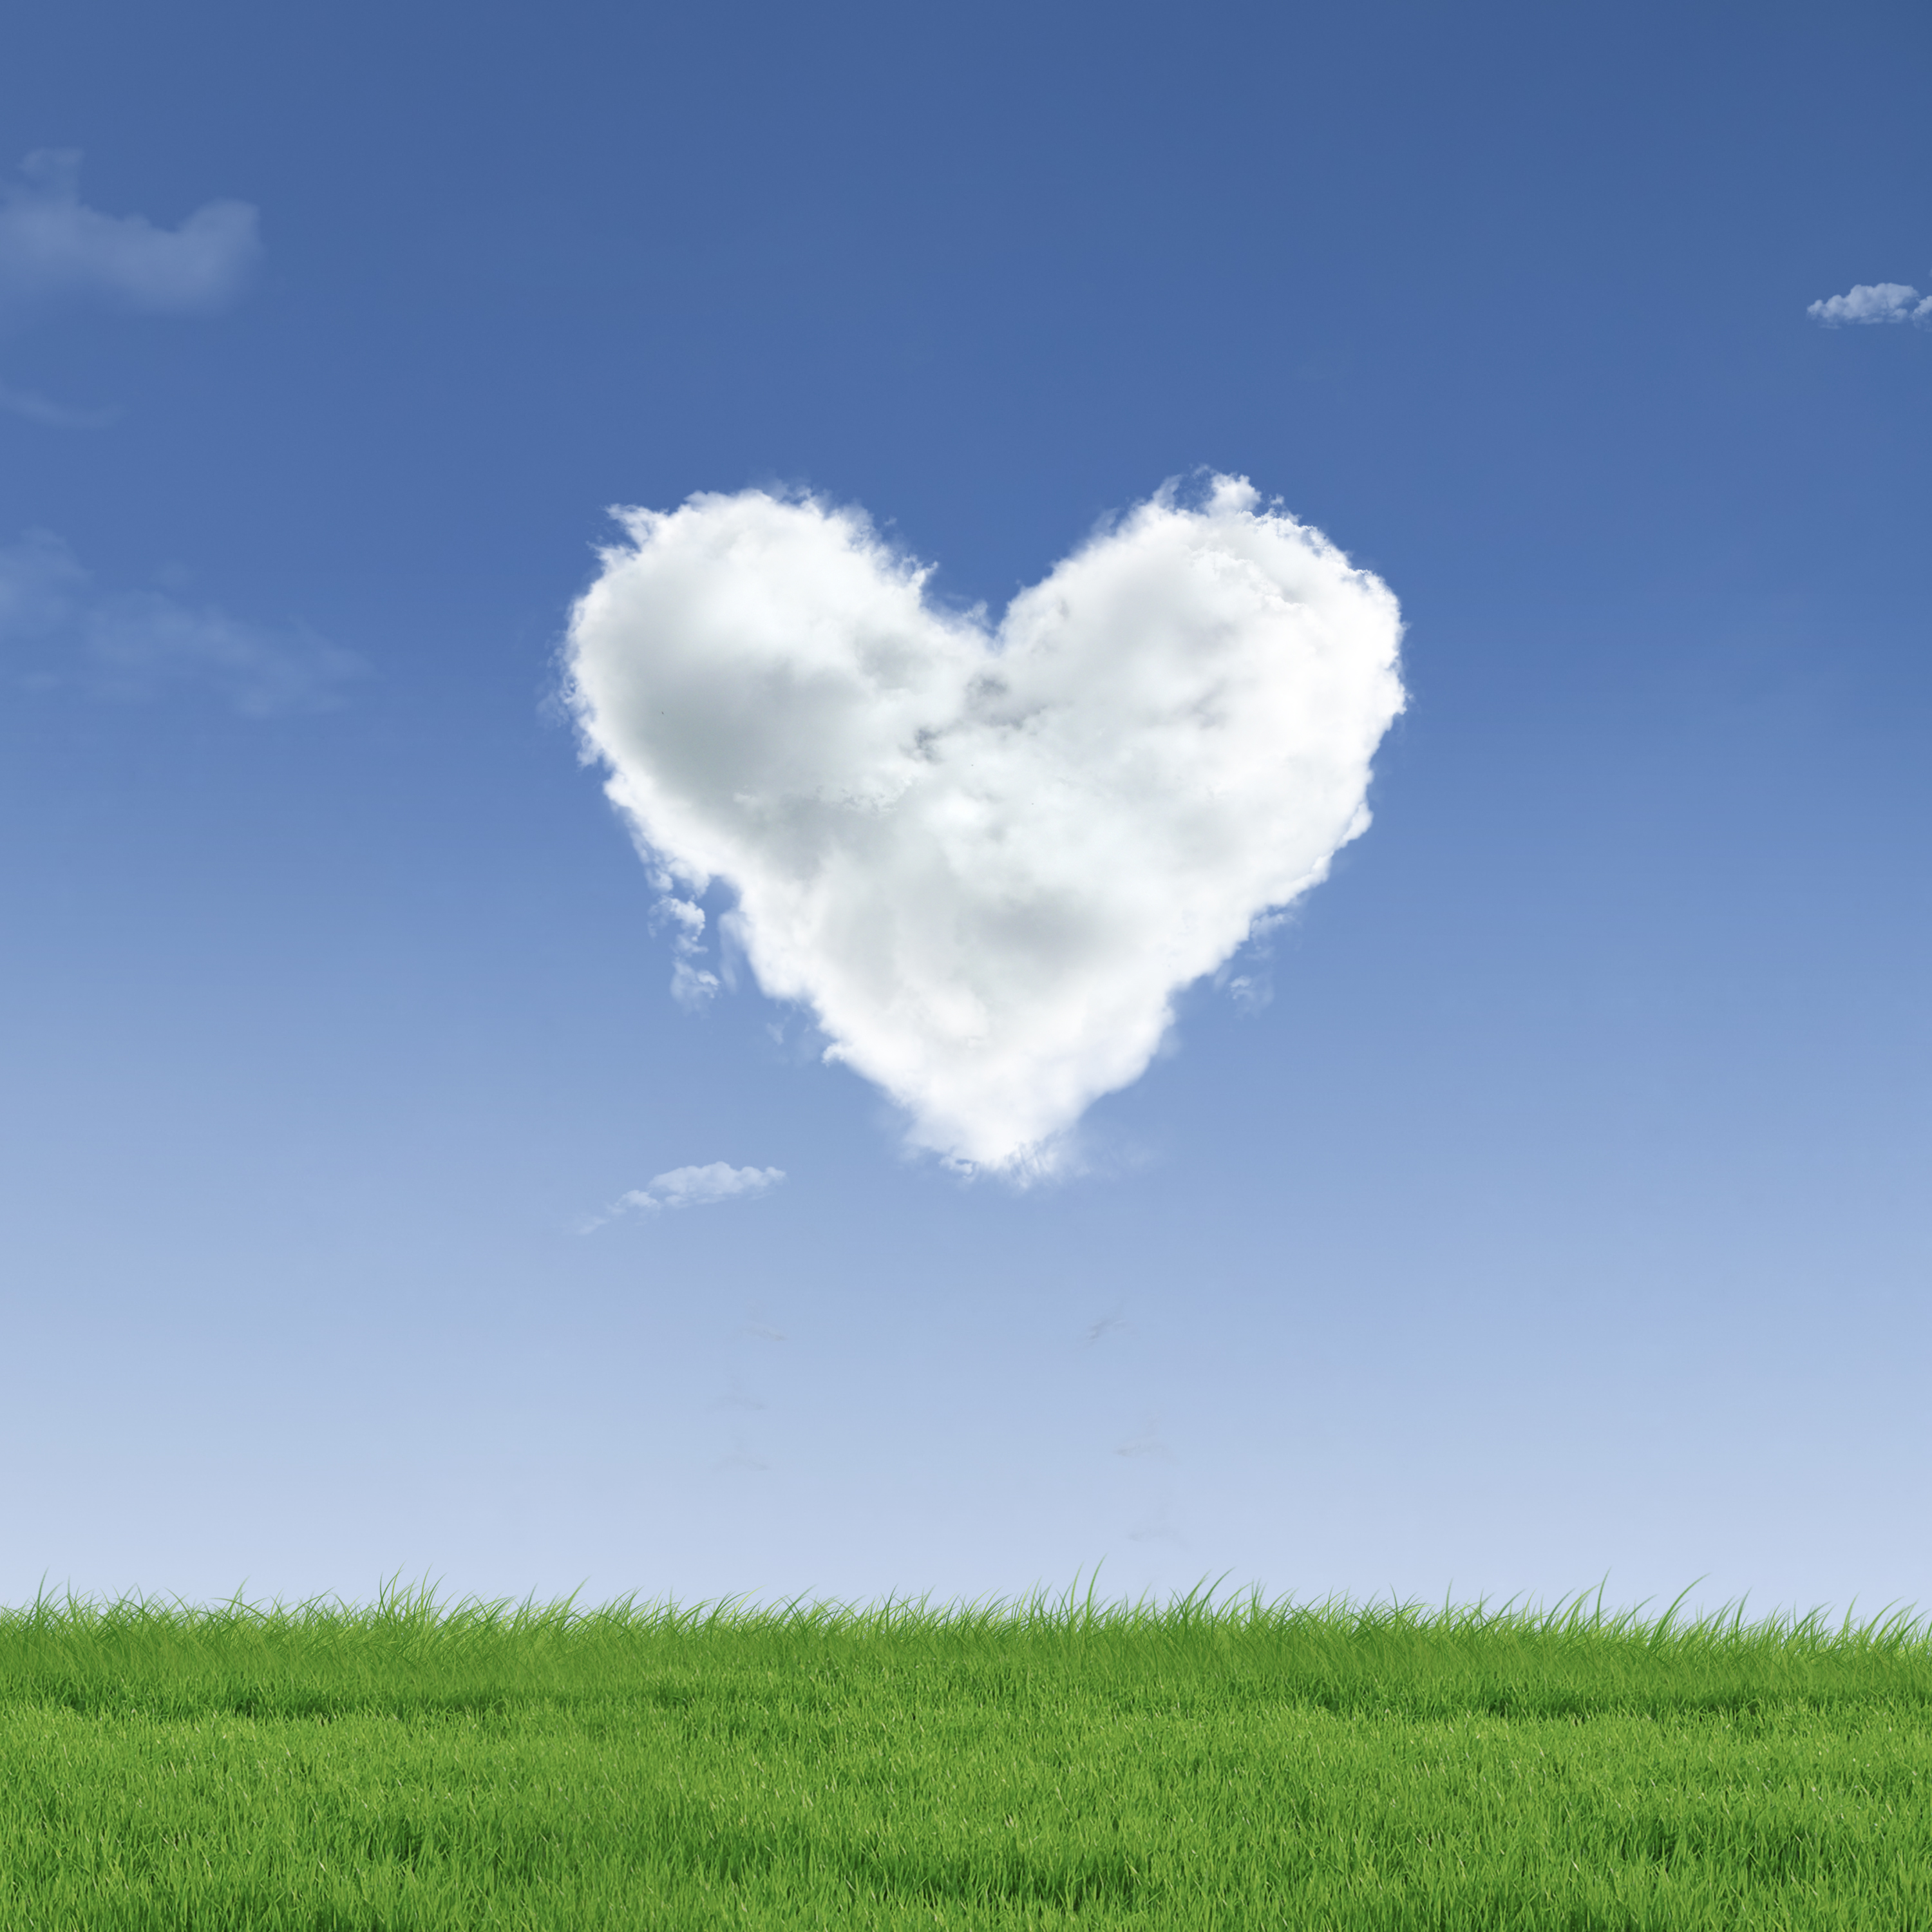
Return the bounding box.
[2,0,1926,1616]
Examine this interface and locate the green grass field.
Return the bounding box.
[3,1580,1928,1929]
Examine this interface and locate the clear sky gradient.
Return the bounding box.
[2,0,1926,1616]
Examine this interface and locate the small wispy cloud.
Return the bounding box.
[0,530,363,715]
[650,893,721,1011]
[0,151,259,322]
[583,1162,786,1230]
[1113,1419,1175,1462]
[1807,281,1932,328]
[0,377,115,430]
[0,151,260,428]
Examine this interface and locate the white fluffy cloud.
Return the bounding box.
[589,1164,787,1227]
[1807,282,1932,328]
[0,531,361,714]
[567,475,1405,1174]
[0,151,258,321]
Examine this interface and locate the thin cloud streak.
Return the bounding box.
[0,379,117,429]
[582,1162,787,1229]
[0,530,363,715]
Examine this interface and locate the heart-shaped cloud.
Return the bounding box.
[566,475,1405,1173]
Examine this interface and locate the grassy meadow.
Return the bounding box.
[2,1580,1928,1929]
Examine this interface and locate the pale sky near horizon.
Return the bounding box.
[2,0,1927,1618]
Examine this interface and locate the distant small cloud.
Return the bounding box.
[0,530,363,715]
[650,894,721,1011]
[0,377,115,430]
[583,1162,786,1229]
[1806,281,1932,328]
[1113,1419,1175,1461]
[0,151,259,323]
